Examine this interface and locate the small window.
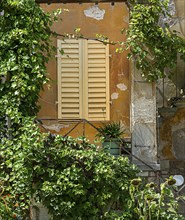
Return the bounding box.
[57,39,110,121]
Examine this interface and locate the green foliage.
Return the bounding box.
[0,117,46,218]
[0,130,138,219]
[128,177,185,220]
[32,136,138,219]
[0,0,56,121]
[0,0,58,218]
[0,180,20,219]
[125,0,185,81]
[97,122,125,140]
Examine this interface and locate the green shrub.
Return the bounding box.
[0,120,138,219]
[32,135,138,219]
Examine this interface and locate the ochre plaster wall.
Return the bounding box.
[38,3,130,141]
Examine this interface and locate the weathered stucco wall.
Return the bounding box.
[38,3,130,140]
[157,0,185,167]
[130,62,160,170]
[157,3,185,215]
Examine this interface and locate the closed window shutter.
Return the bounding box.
[57,39,83,119]
[57,39,110,121]
[84,40,110,121]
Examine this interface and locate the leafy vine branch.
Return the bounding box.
[126,0,185,81]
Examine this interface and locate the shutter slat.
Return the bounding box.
[88,54,107,59]
[61,73,79,77]
[88,68,106,73]
[89,105,107,108]
[88,83,106,88]
[61,114,79,118]
[88,78,105,83]
[89,88,106,93]
[61,104,79,108]
[88,93,106,98]
[61,78,79,83]
[60,59,79,64]
[61,68,79,72]
[62,109,80,113]
[61,88,79,92]
[88,49,106,53]
[61,94,79,98]
[88,59,107,64]
[61,83,79,88]
[88,73,106,78]
[61,98,80,103]
[88,98,106,103]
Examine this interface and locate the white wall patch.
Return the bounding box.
[43,124,69,132]
[123,15,129,24]
[84,6,105,20]
[111,92,119,100]
[117,83,127,91]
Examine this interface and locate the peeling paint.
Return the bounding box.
[116,83,127,91]
[111,92,119,100]
[43,124,69,132]
[123,15,129,23]
[84,6,105,20]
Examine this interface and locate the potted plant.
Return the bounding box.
[97,121,125,156]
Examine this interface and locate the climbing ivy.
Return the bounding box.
[0,0,57,217]
[0,0,54,120]
[125,0,185,81]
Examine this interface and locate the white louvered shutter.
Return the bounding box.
[57,39,83,119]
[83,40,110,121]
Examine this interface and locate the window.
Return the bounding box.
[57,39,110,121]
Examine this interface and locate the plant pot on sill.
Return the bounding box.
[102,138,122,156]
[96,121,125,156]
